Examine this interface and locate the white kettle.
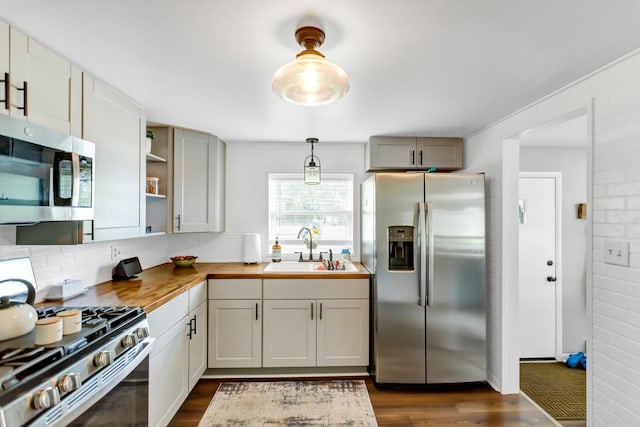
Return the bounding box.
[0,278,38,341]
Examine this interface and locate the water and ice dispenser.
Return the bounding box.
[388,226,414,270]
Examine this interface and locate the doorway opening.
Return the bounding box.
[517,113,588,425]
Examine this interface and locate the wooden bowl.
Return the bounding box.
[170,256,198,267]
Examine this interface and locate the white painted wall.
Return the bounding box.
[177,141,367,263]
[465,49,640,424]
[0,141,367,299]
[520,146,587,354]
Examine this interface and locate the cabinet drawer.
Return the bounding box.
[148,291,189,338]
[189,281,207,310]
[263,279,369,300]
[208,279,262,299]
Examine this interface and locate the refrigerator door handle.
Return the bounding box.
[426,201,435,307]
[418,202,427,307]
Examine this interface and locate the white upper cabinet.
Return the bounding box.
[173,128,225,233]
[83,73,144,241]
[366,136,462,171]
[0,21,81,136]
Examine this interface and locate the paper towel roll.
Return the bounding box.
[242,233,261,264]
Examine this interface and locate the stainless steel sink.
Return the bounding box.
[263,262,358,273]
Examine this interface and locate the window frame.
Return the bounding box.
[268,173,354,257]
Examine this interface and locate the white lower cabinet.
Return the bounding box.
[208,279,262,368]
[149,281,207,427]
[316,299,369,366]
[262,279,369,368]
[188,286,207,390]
[262,299,316,367]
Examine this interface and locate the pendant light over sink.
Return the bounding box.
[272,25,349,106]
[304,138,321,185]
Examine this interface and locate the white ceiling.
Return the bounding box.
[520,115,587,148]
[1,1,639,144]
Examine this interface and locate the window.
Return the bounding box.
[268,174,354,256]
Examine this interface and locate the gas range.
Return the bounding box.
[0,306,151,427]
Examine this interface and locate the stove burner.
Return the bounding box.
[0,347,64,391]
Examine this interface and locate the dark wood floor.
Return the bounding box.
[169,377,561,426]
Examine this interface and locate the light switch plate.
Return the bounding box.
[604,239,630,267]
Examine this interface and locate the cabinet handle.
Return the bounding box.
[410,150,415,165]
[186,319,193,339]
[419,150,423,166]
[255,303,259,320]
[319,302,323,320]
[176,214,182,231]
[310,302,314,320]
[0,72,8,110]
[16,81,27,116]
[187,315,196,339]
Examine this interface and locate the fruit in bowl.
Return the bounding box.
[170,255,198,267]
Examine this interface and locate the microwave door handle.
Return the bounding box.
[426,201,435,307]
[418,202,426,307]
[49,167,55,207]
[71,152,80,207]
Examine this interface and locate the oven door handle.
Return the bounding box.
[30,338,155,427]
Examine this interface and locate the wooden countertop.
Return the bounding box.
[38,262,370,313]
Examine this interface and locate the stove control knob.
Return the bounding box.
[94,350,115,368]
[58,373,82,393]
[32,386,60,410]
[135,326,150,340]
[121,334,139,348]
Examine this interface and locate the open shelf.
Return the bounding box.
[146,153,167,163]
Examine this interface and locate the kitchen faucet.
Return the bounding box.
[297,227,314,261]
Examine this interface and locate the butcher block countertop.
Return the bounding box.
[38,262,370,313]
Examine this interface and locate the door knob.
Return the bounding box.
[546,276,556,282]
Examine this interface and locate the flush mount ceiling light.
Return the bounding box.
[272,26,349,106]
[304,137,321,185]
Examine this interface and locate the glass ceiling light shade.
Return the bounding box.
[272,26,349,106]
[304,137,321,185]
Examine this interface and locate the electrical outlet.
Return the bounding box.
[604,239,629,267]
[111,245,122,261]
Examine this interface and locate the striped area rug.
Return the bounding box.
[197,380,378,426]
[520,362,586,421]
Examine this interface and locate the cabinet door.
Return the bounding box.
[174,129,223,232]
[9,27,81,135]
[83,73,144,241]
[149,316,189,427]
[188,301,207,390]
[367,136,417,170]
[208,299,262,368]
[316,299,369,367]
[0,20,8,116]
[416,137,462,170]
[263,299,316,368]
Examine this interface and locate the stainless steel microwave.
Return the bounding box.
[0,114,95,224]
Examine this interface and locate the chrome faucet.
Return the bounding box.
[297,227,314,261]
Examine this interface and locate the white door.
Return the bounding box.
[316,299,369,367]
[188,301,207,390]
[173,128,214,233]
[518,175,559,358]
[208,299,261,368]
[262,299,316,368]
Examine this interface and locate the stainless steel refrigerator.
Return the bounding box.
[361,172,486,384]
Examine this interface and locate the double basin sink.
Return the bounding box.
[263,262,358,273]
